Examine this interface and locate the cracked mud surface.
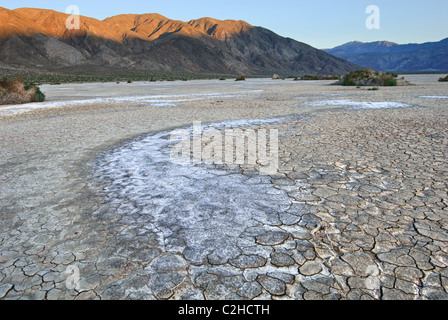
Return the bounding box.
[1,76,447,300]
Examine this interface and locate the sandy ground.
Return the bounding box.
[0,75,447,300]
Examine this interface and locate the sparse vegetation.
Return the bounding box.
[337,68,410,86]
[439,75,448,82]
[0,77,45,105]
[0,65,242,85]
[272,74,285,80]
[295,75,341,81]
[342,78,357,86]
[382,77,397,87]
[235,75,246,81]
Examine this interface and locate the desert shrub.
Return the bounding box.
[340,68,398,86]
[33,85,46,102]
[298,74,340,81]
[272,74,285,80]
[1,77,24,91]
[383,78,397,86]
[235,75,246,81]
[342,78,356,86]
[24,82,46,102]
[439,75,448,82]
[301,75,316,81]
[1,77,45,105]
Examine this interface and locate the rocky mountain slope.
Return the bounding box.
[325,39,448,72]
[0,7,358,75]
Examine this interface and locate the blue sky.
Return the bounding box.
[2,0,447,48]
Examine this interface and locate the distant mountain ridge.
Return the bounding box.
[0,7,359,75]
[325,39,448,72]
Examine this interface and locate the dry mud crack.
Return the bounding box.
[1,78,447,300]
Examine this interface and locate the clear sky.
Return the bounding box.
[1,0,447,48]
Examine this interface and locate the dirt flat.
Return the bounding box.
[0,75,447,300]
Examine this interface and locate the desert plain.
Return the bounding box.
[0,75,447,300]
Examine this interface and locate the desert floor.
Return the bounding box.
[0,75,447,300]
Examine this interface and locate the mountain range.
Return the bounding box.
[324,39,448,72]
[0,7,359,76]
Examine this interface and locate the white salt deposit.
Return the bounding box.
[308,99,411,109]
[0,91,255,117]
[93,117,306,260]
[419,96,448,99]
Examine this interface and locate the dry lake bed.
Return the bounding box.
[0,75,447,300]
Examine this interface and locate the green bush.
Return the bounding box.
[342,78,356,86]
[382,78,397,86]
[340,68,398,86]
[0,78,45,104]
[386,72,398,78]
[34,86,46,102]
[24,83,46,102]
[299,74,340,81]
